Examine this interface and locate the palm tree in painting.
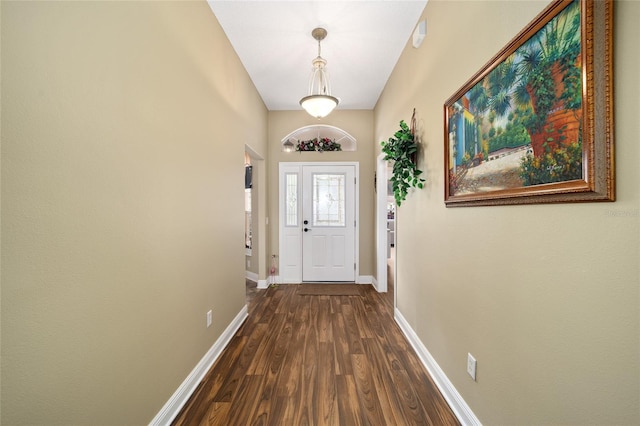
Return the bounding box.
[471,0,582,185]
[518,0,582,157]
[486,58,519,118]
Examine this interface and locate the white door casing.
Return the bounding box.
[279,162,358,283]
[375,153,388,293]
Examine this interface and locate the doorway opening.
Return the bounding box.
[244,145,266,288]
[376,153,396,306]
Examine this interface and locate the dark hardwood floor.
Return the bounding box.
[172,274,459,425]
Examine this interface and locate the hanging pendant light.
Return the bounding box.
[300,28,339,119]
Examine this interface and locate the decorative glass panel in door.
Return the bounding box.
[312,173,346,227]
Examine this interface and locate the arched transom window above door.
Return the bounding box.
[281,125,356,152]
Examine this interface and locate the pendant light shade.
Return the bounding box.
[300,28,339,119]
[300,94,339,119]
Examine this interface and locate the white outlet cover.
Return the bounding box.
[467,353,477,381]
[206,310,212,327]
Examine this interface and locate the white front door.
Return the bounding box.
[302,165,355,282]
[279,163,357,283]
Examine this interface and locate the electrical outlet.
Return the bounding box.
[206,310,212,328]
[467,353,477,381]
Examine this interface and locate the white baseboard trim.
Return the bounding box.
[266,275,282,286]
[149,305,249,426]
[357,275,374,284]
[394,308,481,426]
[247,272,269,289]
[265,276,373,286]
[371,275,387,293]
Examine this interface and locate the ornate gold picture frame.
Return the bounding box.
[444,0,614,207]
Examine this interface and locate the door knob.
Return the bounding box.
[304,228,310,232]
[303,220,309,225]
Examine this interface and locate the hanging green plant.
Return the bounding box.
[381,111,425,206]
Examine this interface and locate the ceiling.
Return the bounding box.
[207,1,427,111]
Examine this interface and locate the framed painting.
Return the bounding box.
[444,0,614,207]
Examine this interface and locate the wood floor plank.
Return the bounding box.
[211,334,256,403]
[275,296,309,399]
[331,312,353,377]
[265,313,294,378]
[225,375,264,425]
[340,303,366,355]
[316,341,339,425]
[293,301,320,425]
[361,337,413,425]
[251,361,281,426]
[172,282,460,426]
[171,335,246,425]
[397,347,460,425]
[200,402,230,426]
[351,295,375,339]
[316,296,333,343]
[242,322,269,375]
[335,374,365,426]
[351,353,387,425]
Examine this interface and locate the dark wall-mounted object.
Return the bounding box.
[245,165,253,189]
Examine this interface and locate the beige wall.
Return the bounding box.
[375,0,639,424]
[268,110,376,278]
[1,1,267,424]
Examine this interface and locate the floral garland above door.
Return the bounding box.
[296,137,342,152]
